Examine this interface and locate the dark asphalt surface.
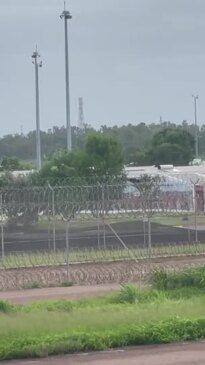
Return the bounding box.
[3,221,205,253]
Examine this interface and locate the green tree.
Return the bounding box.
[38,133,124,184]
[149,128,194,165]
[0,156,32,171]
[0,157,21,171]
[0,121,201,165]
[39,149,89,183]
[85,133,124,177]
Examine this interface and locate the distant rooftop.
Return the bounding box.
[125,164,205,185]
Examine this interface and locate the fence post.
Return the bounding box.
[102,184,106,250]
[48,218,51,250]
[192,181,199,243]
[97,220,100,249]
[65,221,69,281]
[97,198,100,249]
[1,224,4,259]
[148,217,152,252]
[0,193,4,259]
[48,184,56,251]
[143,217,147,247]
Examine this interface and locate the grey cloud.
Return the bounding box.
[0,0,205,136]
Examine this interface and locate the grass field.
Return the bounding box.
[152,214,205,227]
[1,267,205,360]
[36,214,205,231]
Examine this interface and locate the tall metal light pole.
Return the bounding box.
[192,94,199,159]
[32,47,42,169]
[60,2,72,151]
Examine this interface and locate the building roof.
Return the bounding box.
[125,165,205,185]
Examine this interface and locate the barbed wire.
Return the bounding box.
[0,180,198,227]
[0,174,127,188]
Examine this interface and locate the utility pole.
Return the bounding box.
[192,95,199,159]
[32,47,42,169]
[60,2,72,151]
[78,97,85,129]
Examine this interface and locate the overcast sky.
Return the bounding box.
[0,0,205,136]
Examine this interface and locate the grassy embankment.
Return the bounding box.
[1,267,205,359]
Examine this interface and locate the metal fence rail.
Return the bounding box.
[0,181,203,257]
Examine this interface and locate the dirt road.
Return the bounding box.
[0,284,121,303]
[2,342,205,364]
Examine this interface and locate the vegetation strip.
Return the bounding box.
[1,318,205,360]
[1,267,205,360]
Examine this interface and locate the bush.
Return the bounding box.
[151,271,169,290]
[1,318,205,360]
[0,300,14,313]
[151,267,205,291]
[113,285,138,304]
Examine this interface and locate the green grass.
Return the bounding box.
[1,317,205,360]
[2,268,205,360]
[152,214,205,227]
[1,242,205,269]
[1,283,205,360]
[0,304,205,360]
[2,298,205,337]
[37,214,205,231]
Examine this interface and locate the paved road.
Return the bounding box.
[0,284,121,304]
[2,342,205,364]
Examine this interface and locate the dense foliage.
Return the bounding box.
[149,128,195,165]
[0,121,199,167]
[38,133,124,184]
[152,266,205,291]
[0,157,32,171]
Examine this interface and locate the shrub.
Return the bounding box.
[1,318,205,360]
[151,267,205,291]
[0,300,14,313]
[113,285,138,304]
[151,271,168,290]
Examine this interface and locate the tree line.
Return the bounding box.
[0,121,197,174]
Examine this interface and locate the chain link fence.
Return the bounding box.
[0,179,203,260]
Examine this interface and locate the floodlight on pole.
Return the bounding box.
[60,2,72,151]
[32,47,42,170]
[192,94,199,159]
